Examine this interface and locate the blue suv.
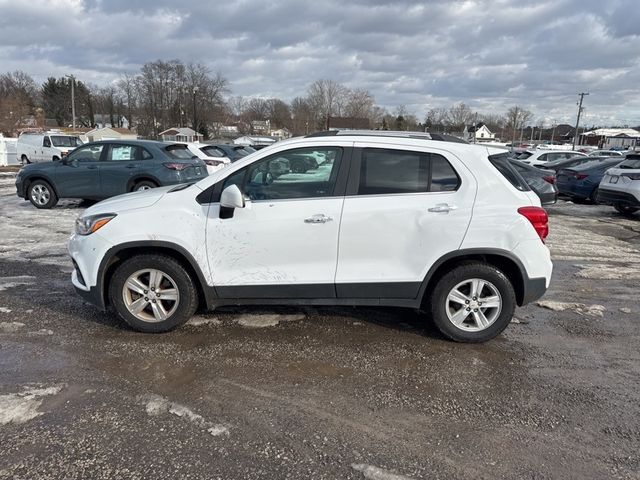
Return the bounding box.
[15,140,207,208]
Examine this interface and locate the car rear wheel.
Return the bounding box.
[614,203,639,215]
[133,180,158,192]
[21,155,30,165]
[27,180,58,209]
[429,263,516,343]
[109,254,198,333]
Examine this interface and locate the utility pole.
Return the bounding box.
[572,92,589,150]
[473,111,478,143]
[65,74,76,130]
[192,86,199,136]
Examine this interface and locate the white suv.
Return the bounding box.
[597,154,640,215]
[68,132,552,343]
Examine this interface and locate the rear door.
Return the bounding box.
[100,143,147,197]
[335,144,476,299]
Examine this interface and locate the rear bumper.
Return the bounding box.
[596,188,640,207]
[522,276,548,305]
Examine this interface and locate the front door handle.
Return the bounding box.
[87,165,98,170]
[428,203,458,213]
[304,214,333,224]
[125,164,136,169]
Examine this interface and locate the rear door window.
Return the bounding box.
[357,148,459,195]
[165,144,194,160]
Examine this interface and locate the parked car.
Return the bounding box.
[68,131,552,343]
[212,144,257,161]
[542,155,614,172]
[17,132,83,164]
[508,159,558,205]
[520,150,587,167]
[556,158,623,203]
[15,140,207,209]
[587,150,624,157]
[177,142,232,174]
[596,155,640,215]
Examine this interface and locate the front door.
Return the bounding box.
[205,146,347,298]
[55,144,105,198]
[335,144,476,299]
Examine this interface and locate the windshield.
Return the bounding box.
[51,136,82,147]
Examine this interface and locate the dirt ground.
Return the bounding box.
[1,172,639,479]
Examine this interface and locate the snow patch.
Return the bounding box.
[0,307,11,313]
[187,316,222,327]
[574,264,640,280]
[0,385,63,425]
[619,307,631,314]
[28,329,54,336]
[0,276,36,291]
[0,322,25,332]
[351,463,414,480]
[236,313,305,328]
[536,300,606,317]
[141,394,228,437]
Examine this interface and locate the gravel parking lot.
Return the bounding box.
[1,171,639,479]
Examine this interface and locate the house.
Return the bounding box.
[270,128,291,140]
[93,114,129,129]
[579,128,640,149]
[0,134,18,166]
[159,127,203,143]
[85,127,138,143]
[251,120,271,134]
[464,123,495,142]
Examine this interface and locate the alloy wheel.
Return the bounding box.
[30,184,51,206]
[122,269,180,323]
[445,278,502,332]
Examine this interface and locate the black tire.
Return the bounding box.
[429,263,516,343]
[589,187,599,204]
[27,179,58,209]
[21,155,30,165]
[614,203,639,215]
[52,156,60,162]
[132,180,158,192]
[109,254,198,333]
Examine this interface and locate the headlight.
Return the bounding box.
[75,213,117,236]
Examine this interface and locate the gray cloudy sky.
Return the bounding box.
[1,0,639,125]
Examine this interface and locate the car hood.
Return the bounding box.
[82,185,176,215]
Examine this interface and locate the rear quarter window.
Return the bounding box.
[165,144,194,160]
[489,153,531,192]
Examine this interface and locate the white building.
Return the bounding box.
[464,123,496,142]
[159,127,203,143]
[85,127,138,142]
[0,134,19,166]
[579,128,640,149]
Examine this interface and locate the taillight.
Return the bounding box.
[518,206,549,242]
[204,159,224,166]
[163,163,190,171]
[623,173,640,180]
[542,175,555,184]
[575,173,588,180]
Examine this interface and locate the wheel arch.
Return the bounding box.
[24,175,60,198]
[419,249,528,307]
[127,175,161,192]
[98,241,214,311]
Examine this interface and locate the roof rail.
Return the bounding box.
[305,129,468,144]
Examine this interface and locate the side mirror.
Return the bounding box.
[220,184,245,209]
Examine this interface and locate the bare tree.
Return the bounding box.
[290,96,312,135]
[0,71,38,135]
[447,102,473,131]
[343,88,374,119]
[306,79,348,130]
[425,107,449,132]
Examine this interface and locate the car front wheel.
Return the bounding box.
[429,263,516,343]
[109,254,198,333]
[133,180,158,192]
[28,180,58,209]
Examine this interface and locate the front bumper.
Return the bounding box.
[596,188,640,207]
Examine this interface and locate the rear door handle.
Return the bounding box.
[87,165,98,170]
[428,203,458,213]
[304,214,333,224]
[125,164,136,169]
